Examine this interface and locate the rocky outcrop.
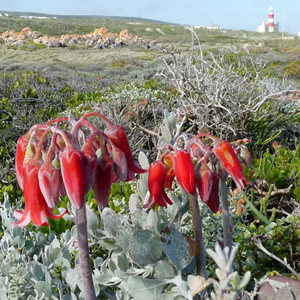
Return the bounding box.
[1,27,162,50]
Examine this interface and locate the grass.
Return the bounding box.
[0,44,170,88]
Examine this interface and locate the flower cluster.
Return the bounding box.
[144,133,251,212]
[15,112,146,227]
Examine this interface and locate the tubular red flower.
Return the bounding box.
[104,124,146,179]
[38,158,63,208]
[213,140,250,190]
[15,135,30,190]
[107,141,128,182]
[173,150,195,194]
[163,153,175,191]
[93,157,114,210]
[82,142,97,193]
[60,149,87,209]
[14,160,67,227]
[197,163,213,204]
[143,160,173,209]
[206,172,220,213]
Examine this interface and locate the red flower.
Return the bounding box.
[173,150,195,194]
[82,140,97,193]
[14,160,67,227]
[15,133,36,191]
[143,160,173,208]
[93,157,114,210]
[60,150,87,209]
[163,153,175,191]
[107,141,128,182]
[197,163,213,203]
[206,172,220,213]
[15,135,29,191]
[105,124,146,180]
[213,141,250,190]
[38,158,64,208]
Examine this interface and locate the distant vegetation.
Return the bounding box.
[0,13,293,44]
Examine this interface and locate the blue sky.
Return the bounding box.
[0,0,299,34]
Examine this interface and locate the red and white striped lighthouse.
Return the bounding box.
[268,7,275,32]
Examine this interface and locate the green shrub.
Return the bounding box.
[251,145,300,201]
[20,41,45,51]
[111,59,126,67]
[234,215,300,279]
[284,61,300,78]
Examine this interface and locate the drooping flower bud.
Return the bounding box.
[38,157,63,208]
[93,157,114,210]
[107,141,128,182]
[14,159,67,227]
[60,149,87,209]
[163,153,175,191]
[197,163,213,204]
[105,124,146,179]
[82,139,97,193]
[213,140,250,190]
[144,160,173,209]
[206,172,220,213]
[15,134,30,190]
[173,150,195,194]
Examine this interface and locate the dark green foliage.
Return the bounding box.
[19,41,46,51]
[246,100,300,153]
[284,61,300,79]
[252,145,300,201]
[235,215,300,280]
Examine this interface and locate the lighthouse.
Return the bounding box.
[257,7,279,33]
[268,7,275,32]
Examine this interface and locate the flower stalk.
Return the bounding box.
[189,192,206,278]
[220,179,232,254]
[76,204,96,300]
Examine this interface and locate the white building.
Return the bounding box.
[206,24,221,30]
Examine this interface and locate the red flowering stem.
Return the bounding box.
[74,111,114,130]
[189,192,206,278]
[50,127,75,150]
[75,205,96,300]
[71,117,109,142]
[220,179,232,254]
[46,117,74,126]
[34,121,64,161]
[33,127,51,160]
[72,120,99,135]
[194,132,216,141]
